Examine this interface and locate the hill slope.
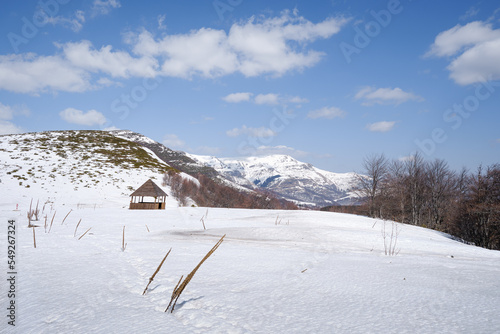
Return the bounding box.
[0,130,175,207]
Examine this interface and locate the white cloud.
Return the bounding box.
[447,39,500,85]
[253,145,309,158]
[0,54,90,94]
[162,134,185,149]
[425,21,500,85]
[0,11,347,95]
[425,21,500,58]
[0,121,23,135]
[222,92,308,105]
[91,0,121,17]
[59,108,107,126]
[62,41,158,78]
[307,106,345,119]
[226,125,276,138]
[366,121,396,133]
[46,10,86,32]
[128,10,348,78]
[288,96,309,104]
[0,103,15,120]
[222,92,253,103]
[355,87,424,106]
[254,93,279,105]
[0,103,29,120]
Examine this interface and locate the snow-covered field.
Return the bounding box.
[2,191,500,333]
[1,131,500,333]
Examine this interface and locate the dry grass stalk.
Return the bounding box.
[61,209,72,225]
[165,234,225,313]
[146,224,150,232]
[78,227,92,240]
[142,248,172,295]
[121,226,127,251]
[34,199,39,221]
[44,215,48,233]
[74,219,82,237]
[32,227,36,248]
[27,199,33,227]
[200,209,208,230]
[48,211,56,233]
[275,215,282,225]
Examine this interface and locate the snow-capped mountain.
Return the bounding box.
[188,154,361,207]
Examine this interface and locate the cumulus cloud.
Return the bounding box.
[0,121,23,135]
[307,106,345,119]
[254,93,279,105]
[425,21,500,85]
[61,41,158,78]
[162,134,185,149]
[0,11,346,94]
[226,125,276,138]
[222,92,253,103]
[0,54,90,94]
[128,10,348,78]
[355,87,423,106]
[59,108,107,126]
[366,121,396,132]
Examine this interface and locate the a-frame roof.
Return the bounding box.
[130,179,167,197]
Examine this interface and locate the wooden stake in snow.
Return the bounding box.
[61,209,72,225]
[74,219,82,237]
[48,211,56,233]
[78,227,92,240]
[143,248,172,295]
[122,226,127,251]
[165,234,225,313]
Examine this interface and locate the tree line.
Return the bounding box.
[163,170,297,210]
[355,153,499,250]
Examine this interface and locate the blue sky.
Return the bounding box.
[0,0,499,173]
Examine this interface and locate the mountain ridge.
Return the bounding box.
[188,153,361,207]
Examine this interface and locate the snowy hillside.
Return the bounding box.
[0,130,174,207]
[109,130,221,179]
[189,154,361,207]
[1,193,500,332]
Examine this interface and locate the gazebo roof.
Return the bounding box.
[130,179,167,197]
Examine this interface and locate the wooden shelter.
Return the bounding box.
[129,179,167,210]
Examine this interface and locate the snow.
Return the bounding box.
[2,193,500,332]
[1,132,500,333]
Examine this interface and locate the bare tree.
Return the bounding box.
[356,154,389,218]
[425,159,457,229]
[404,152,427,225]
